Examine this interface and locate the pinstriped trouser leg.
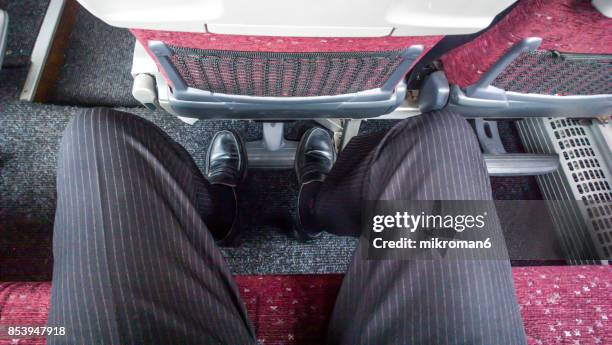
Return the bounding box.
[320,110,527,344]
[47,108,256,345]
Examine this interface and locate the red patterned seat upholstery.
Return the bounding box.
[440,0,612,95]
[1,266,610,345]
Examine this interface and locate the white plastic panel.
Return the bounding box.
[131,41,158,76]
[592,0,612,18]
[77,0,516,36]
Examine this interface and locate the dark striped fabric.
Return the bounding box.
[48,108,526,344]
[318,110,527,344]
[48,109,255,344]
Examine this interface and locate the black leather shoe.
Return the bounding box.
[294,127,337,241]
[205,130,247,245]
[295,127,337,185]
[205,130,248,187]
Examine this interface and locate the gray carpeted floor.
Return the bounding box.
[48,7,139,107]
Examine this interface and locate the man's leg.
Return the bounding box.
[47,109,255,344]
[316,110,527,344]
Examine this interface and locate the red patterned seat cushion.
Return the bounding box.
[1,266,610,345]
[440,0,612,88]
